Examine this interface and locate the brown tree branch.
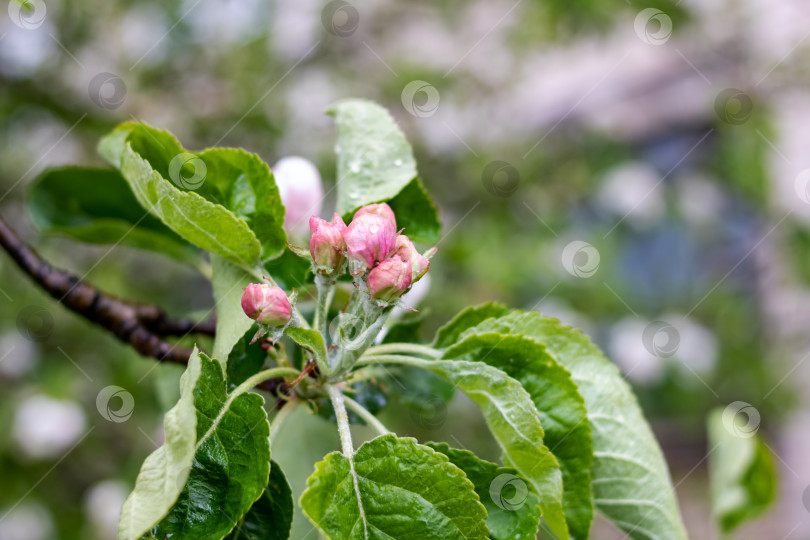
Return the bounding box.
[134,304,217,337]
[0,217,208,363]
[0,216,292,402]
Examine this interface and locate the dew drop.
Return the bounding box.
[348,192,360,200]
[394,159,403,166]
[369,224,380,234]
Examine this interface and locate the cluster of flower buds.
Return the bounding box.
[309,202,435,304]
[240,203,434,330]
[241,283,292,327]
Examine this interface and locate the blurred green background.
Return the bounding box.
[2,0,810,538]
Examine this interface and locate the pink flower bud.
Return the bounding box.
[241,284,291,326]
[391,235,432,283]
[367,255,412,302]
[344,206,397,274]
[273,157,324,239]
[353,203,396,229]
[309,213,347,273]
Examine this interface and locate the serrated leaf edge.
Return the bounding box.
[301,434,488,540]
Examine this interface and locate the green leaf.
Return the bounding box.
[376,329,455,421]
[426,442,542,540]
[382,310,428,344]
[119,350,273,540]
[264,247,314,290]
[197,147,287,260]
[707,407,777,532]
[28,167,200,265]
[225,460,294,540]
[329,100,442,242]
[226,324,266,390]
[433,302,510,349]
[381,364,455,428]
[445,334,594,540]
[329,99,418,216]
[459,310,689,540]
[300,434,489,539]
[211,255,257,363]
[99,122,287,266]
[387,357,568,540]
[104,126,261,267]
[150,353,272,540]
[118,348,202,540]
[387,177,440,244]
[284,327,327,369]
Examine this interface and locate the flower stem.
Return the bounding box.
[364,343,441,359]
[354,354,431,369]
[314,274,336,338]
[329,310,391,380]
[237,366,300,396]
[343,366,385,385]
[327,384,355,456]
[326,384,369,538]
[342,395,390,436]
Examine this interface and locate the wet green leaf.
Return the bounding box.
[99,122,286,265]
[383,356,568,539]
[329,100,440,243]
[329,99,417,216]
[285,327,327,369]
[445,333,593,540]
[120,350,272,540]
[118,348,203,540]
[211,255,257,363]
[459,310,688,540]
[225,461,294,540]
[226,324,266,390]
[426,442,542,540]
[300,434,489,539]
[433,302,510,349]
[387,177,440,244]
[151,354,272,540]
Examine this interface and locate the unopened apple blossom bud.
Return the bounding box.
[353,203,396,229]
[344,205,397,274]
[309,213,347,273]
[367,255,412,302]
[391,235,433,282]
[241,284,291,326]
[411,253,430,282]
[273,157,323,239]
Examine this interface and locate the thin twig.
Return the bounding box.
[288,360,317,389]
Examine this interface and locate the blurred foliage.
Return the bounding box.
[0,0,802,537]
[707,407,777,533]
